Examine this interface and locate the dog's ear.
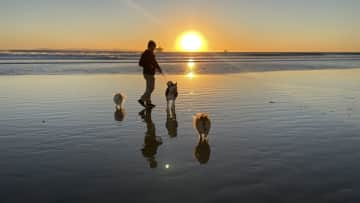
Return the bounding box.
[175,82,177,86]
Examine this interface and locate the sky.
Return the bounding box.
[1,0,359,51]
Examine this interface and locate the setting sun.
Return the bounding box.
[177,31,207,52]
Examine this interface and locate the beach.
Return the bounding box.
[1,64,360,202]
[2,0,360,201]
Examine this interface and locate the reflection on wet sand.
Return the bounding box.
[195,137,211,164]
[186,59,196,79]
[139,108,162,168]
[114,109,126,122]
[193,113,212,164]
[166,105,178,138]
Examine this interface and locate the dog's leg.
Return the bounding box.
[204,133,209,141]
[171,100,175,112]
[166,100,174,119]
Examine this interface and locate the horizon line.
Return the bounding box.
[1,49,360,54]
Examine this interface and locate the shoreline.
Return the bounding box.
[0,67,360,77]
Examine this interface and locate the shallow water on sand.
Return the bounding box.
[1,69,360,202]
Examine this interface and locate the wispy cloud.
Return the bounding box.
[123,0,162,25]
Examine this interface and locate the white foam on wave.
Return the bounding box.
[0,51,360,75]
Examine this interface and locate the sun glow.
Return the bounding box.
[177,31,207,52]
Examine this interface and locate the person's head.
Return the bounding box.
[147,40,157,51]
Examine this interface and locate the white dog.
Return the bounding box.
[193,113,211,138]
[113,92,126,110]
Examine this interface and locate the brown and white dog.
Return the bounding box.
[193,113,211,138]
[165,81,178,113]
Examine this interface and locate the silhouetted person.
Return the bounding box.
[138,40,163,109]
[139,108,162,168]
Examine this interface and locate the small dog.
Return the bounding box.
[165,81,178,102]
[113,92,126,110]
[165,81,178,112]
[193,113,211,138]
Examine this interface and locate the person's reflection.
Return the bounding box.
[194,136,211,164]
[166,105,178,138]
[139,108,162,168]
[114,108,126,122]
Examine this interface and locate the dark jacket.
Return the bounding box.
[139,49,161,75]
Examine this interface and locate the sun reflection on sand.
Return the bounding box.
[186,59,196,79]
[187,72,195,79]
[187,59,195,69]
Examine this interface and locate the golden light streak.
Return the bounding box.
[187,72,195,79]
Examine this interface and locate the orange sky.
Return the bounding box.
[1,1,359,51]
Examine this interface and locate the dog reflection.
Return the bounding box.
[193,113,211,164]
[195,136,211,164]
[139,108,162,168]
[114,109,126,121]
[166,105,178,138]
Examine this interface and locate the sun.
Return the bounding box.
[177,31,207,52]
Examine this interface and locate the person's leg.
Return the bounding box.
[140,74,149,102]
[140,74,155,105]
[147,75,155,104]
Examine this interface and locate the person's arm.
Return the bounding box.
[155,61,163,74]
[139,52,145,67]
[152,54,163,74]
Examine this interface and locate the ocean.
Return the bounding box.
[1,50,360,75]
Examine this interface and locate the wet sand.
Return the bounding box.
[1,69,360,202]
